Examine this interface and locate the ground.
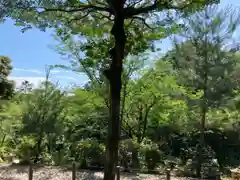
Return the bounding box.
[0,164,201,180]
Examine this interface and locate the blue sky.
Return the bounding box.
[0,19,88,89]
[0,0,238,89]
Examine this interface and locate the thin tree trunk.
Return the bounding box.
[47,134,51,153]
[131,148,140,169]
[34,132,43,164]
[196,49,208,177]
[140,101,156,142]
[1,134,6,146]
[120,76,128,131]
[196,80,208,177]
[103,4,126,180]
[196,104,207,177]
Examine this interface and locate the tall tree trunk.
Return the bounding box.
[103,5,126,180]
[196,104,207,177]
[196,71,208,177]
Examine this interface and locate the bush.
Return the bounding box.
[119,139,132,171]
[76,138,105,168]
[180,145,219,178]
[14,135,35,162]
[0,146,11,162]
[140,138,163,172]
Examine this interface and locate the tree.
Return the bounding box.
[121,60,187,168]
[64,87,108,166]
[54,26,158,173]
[20,74,66,163]
[166,5,240,177]
[5,0,218,179]
[19,80,33,93]
[0,56,14,100]
[0,100,22,156]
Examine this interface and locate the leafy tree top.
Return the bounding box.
[3,0,218,34]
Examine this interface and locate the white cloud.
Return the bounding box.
[14,68,43,75]
[50,70,62,74]
[8,72,88,90]
[9,76,46,88]
[8,76,78,89]
[55,75,77,81]
[13,68,70,75]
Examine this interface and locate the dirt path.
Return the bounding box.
[0,164,200,180]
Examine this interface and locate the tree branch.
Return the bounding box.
[124,0,198,19]
[27,3,112,14]
[125,0,142,8]
[140,95,157,142]
[131,16,154,30]
[45,6,109,13]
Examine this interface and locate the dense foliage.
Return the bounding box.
[1,2,240,179]
[2,1,219,179]
[0,56,14,100]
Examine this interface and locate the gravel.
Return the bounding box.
[0,164,200,180]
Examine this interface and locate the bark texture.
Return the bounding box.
[103,1,126,179]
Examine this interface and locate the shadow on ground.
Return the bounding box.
[0,164,29,174]
[0,177,20,180]
[0,164,167,180]
[76,172,103,180]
